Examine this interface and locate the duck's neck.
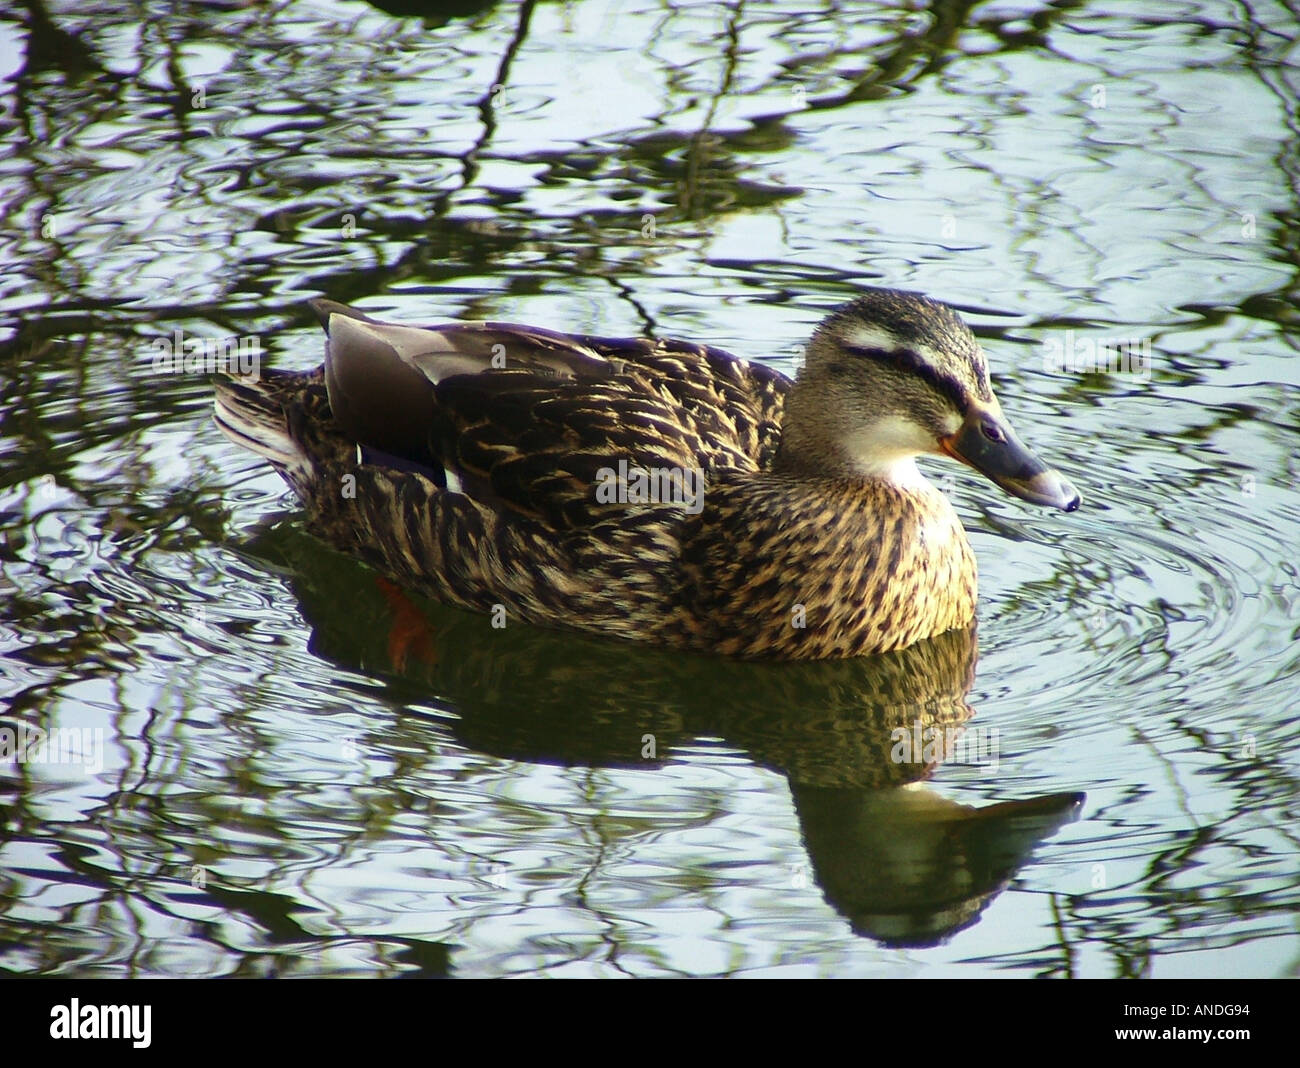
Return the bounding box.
[773,382,935,495]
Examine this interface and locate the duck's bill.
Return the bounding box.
[940,414,1081,512]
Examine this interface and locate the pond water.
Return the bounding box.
[1,0,1297,978]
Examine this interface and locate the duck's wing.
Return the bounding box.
[313,300,790,530]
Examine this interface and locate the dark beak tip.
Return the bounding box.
[1016,474,1080,512]
[1056,477,1082,513]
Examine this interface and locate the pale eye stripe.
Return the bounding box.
[841,325,904,352]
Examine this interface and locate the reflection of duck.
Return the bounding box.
[249,520,1085,948]
[215,288,1078,659]
[794,784,1084,947]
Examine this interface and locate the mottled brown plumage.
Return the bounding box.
[213,289,1078,660]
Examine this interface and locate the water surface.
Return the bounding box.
[1,0,1297,978]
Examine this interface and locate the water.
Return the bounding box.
[1,0,1297,978]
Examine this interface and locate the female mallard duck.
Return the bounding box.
[213,288,1079,660]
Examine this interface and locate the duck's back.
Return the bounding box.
[310,302,788,524]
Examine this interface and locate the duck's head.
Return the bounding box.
[776,288,1080,512]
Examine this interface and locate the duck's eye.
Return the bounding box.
[981,421,1005,443]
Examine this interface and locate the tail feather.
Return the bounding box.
[213,375,311,483]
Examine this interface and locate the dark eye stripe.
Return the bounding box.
[842,344,971,413]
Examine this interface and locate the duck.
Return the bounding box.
[213,288,1079,660]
